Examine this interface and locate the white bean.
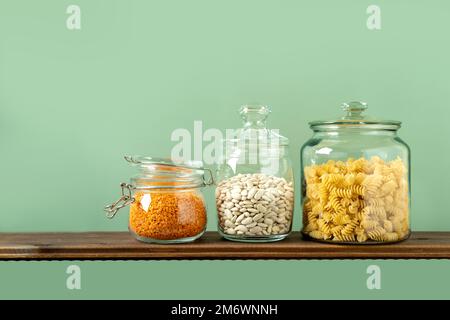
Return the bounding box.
[235,225,248,232]
[246,222,257,228]
[236,215,245,224]
[216,173,294,238]
[254,189,265,200]
[225,228,236,235]
[253,213,264,221]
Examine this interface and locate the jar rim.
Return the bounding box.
[309,121,401,131]
[125,156,213,189]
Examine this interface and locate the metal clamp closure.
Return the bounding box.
[202,168,215,186]
[104,183,134,219]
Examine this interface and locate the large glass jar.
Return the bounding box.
[216,105,294,242]
[301,101,410,244]
[105,156,213,244]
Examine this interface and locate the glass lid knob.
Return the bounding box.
[341,101,368,119]
[239,104,271,129]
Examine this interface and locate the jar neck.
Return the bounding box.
[312,129,398,138]
[131,175,205,190]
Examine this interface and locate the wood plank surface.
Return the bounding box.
[0,231,448,260]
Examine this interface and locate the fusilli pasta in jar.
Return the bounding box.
[301,101,410,244]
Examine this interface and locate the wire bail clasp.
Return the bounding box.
[104,183,135,219]
[202,168,215,186]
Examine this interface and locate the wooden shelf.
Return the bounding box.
[0,231,449,260]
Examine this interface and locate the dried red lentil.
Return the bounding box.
[129,191,206,240]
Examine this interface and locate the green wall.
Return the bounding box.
[0,0,449,299]
[1,260,449,299]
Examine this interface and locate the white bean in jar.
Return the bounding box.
[216,173,294,238]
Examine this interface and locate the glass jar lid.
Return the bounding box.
[224,104,289,147]
[309,101,401,131]
[125,156,213,189]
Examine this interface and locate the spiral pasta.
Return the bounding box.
[302,156,409,243]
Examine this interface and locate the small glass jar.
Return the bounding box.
[216,105,294,242]
[105,156,213,244]
[301,101,410,244]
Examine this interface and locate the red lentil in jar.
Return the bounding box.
[129,191,207,241]
[105,156,213,244]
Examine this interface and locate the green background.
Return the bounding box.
[1,0,450,299]
[1,260,450,299]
